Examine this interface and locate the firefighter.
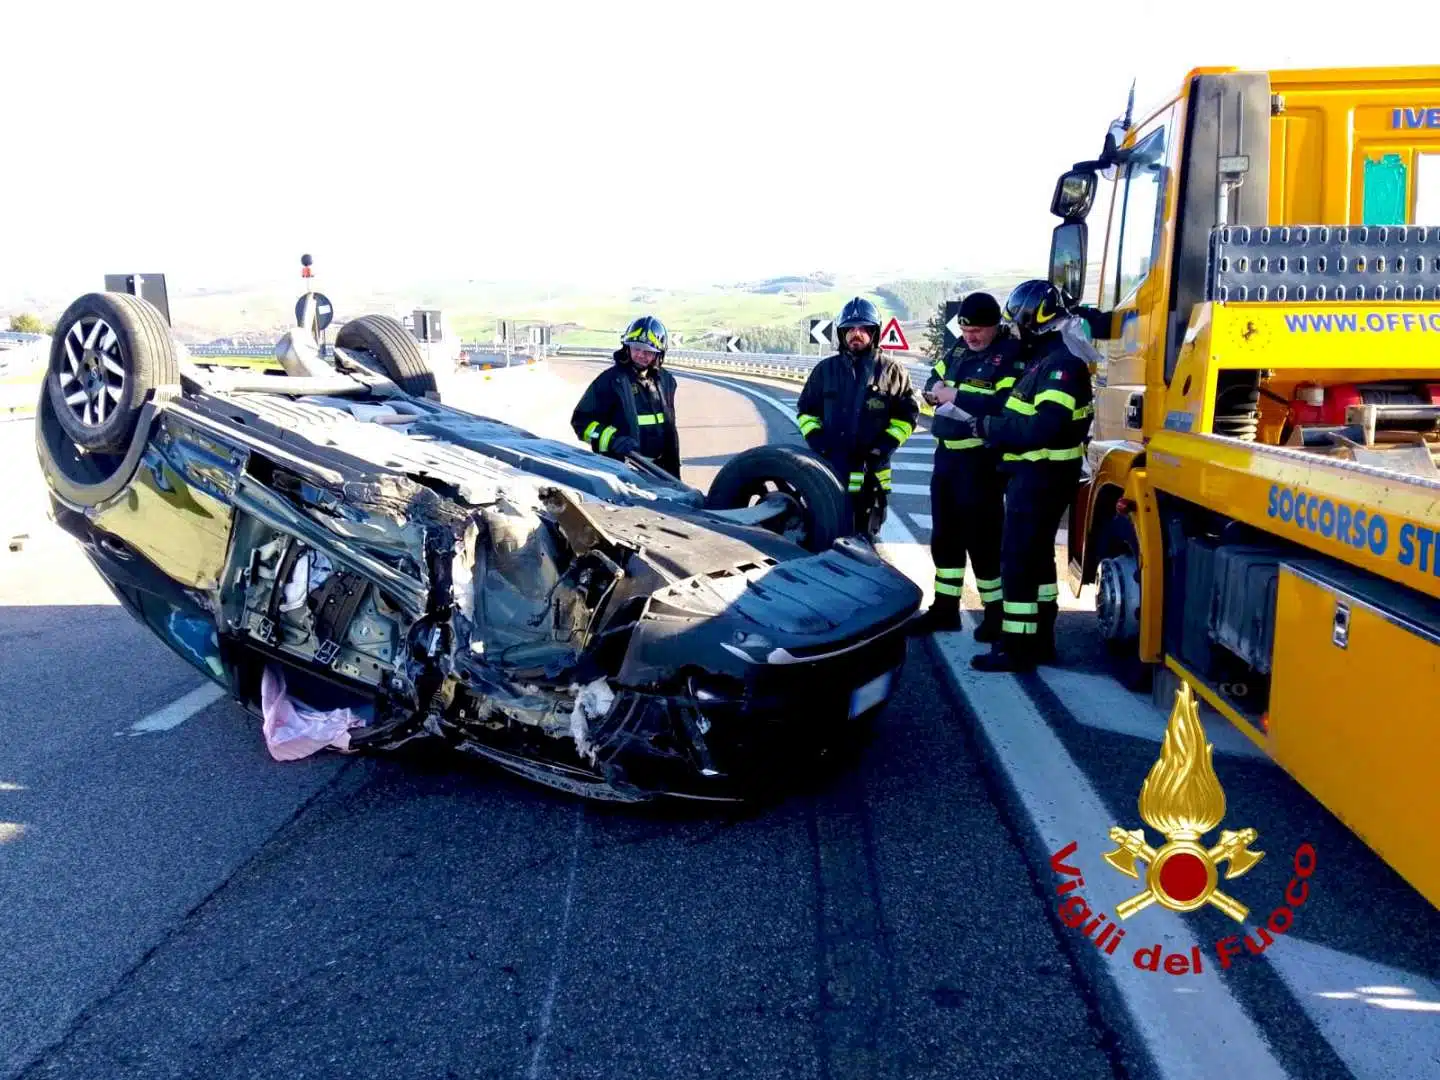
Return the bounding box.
[963,279,1095,671]
[795,297,920,540]
[570,315,683,479]
[909,292,1029,638]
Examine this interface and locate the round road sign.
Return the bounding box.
[296,292,334,334]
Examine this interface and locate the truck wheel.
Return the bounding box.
[705,444,847,553]
[45,292,179,454]
[1095,514,1153,691]
[335,315,437,398]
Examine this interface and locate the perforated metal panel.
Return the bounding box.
[1206,225,1440,302]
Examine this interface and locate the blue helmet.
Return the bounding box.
[835,296,882,352]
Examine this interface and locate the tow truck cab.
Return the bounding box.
[1043,65,1440,910]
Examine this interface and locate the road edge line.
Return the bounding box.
[920,613,1293,1080]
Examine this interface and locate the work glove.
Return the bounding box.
[610,435,640,457]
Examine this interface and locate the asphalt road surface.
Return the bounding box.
[0,361,1436,1080]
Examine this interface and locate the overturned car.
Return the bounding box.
[35,291,922,801]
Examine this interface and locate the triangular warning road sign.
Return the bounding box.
[878,317,909,350]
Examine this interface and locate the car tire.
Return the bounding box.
[335,315,437,398]
[704,444,847,553]
[46,292,180,454]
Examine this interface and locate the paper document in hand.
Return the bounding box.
[935,402,973,421]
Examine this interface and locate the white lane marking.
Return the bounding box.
[124,682,226,736]
[0,823,25,844]
[1036,666,1269,761]
[893,447,933,458]
[907,512,934,531]
[929,613,1292,1080]
[889,461,931,474]
[672,370,803,429]
[889,483,930,496]
[876,512,936,606]
[1265,937,1440,1078]
[527,806,586,1080]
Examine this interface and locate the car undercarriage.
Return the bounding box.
[35,292,921,802]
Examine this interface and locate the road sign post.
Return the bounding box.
[809,317,834,353]
[104,273,171,326]
[942,299,964,356]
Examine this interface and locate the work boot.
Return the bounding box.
[973,601,1003,643]
[908,595,961,635]
[1034,602,1058,664]
[969,635,1035,672]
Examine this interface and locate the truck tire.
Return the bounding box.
[45,292,179,454]
[1095,513,1153,691]
[335,315,437,398]
[705,444,847,553]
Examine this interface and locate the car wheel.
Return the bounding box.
[704,444,847,553]
[335,315,437,397]
[46,292,180,454]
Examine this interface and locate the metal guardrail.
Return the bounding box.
[0,331,47,346]
[183,341,538,371]
[181,340,936,386]
[553,344,933,389]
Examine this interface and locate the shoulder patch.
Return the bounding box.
[1050,369,1068,381]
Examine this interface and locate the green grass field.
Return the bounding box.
[445,284,895,348]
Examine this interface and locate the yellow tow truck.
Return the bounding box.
[1047,65,1440,909]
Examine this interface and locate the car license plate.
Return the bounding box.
[849,669,894,718]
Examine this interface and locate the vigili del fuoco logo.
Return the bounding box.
[1048,680,1317,974]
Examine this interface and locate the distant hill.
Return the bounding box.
[1,271,1034,356]
[730,273,837,295]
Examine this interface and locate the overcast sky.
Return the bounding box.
[4,0,1438,301]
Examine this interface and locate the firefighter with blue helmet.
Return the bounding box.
[570,314,683,479]
[795,297,921,540]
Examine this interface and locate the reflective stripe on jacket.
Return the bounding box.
[924,328,1027,451]
[981,332,1094,466]
[570,351,682,476]
[795,348,920,488]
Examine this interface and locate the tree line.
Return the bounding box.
[7,313,52,334]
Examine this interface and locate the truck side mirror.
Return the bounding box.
[1050,222,1088,305]
[1051,168,1097,220]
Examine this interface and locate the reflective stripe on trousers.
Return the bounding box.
[934,566,964,597]
[1002,600,1038,635]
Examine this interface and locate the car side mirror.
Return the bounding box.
[1049,222,1088,306]
[1051,168,1097,220]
